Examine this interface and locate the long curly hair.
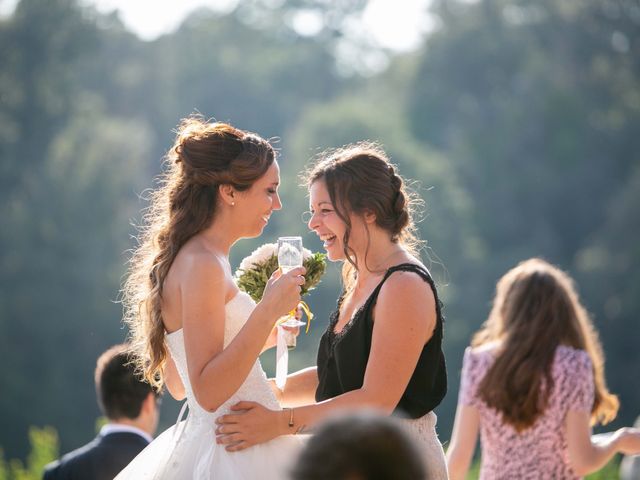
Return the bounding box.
[122,116,275,390]
[473,258,619,431]
[303,142,422,294]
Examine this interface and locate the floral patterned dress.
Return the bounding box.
[459,344,594,480]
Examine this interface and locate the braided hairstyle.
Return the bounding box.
[123,116,275,390]
[303,141,422,293]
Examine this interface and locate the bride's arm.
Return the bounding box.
[182,254,302,412]
[261,326,279,353]
[216,273,435,447]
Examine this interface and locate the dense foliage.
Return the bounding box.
[0,1,637,473]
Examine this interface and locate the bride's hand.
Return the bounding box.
[280,305,303,336]
[260,267,306,320]
[215,401,286,451]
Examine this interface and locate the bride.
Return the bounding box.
[117,116,306,479]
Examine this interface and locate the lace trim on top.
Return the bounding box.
[327,294,369,346]
[326,262,432,347]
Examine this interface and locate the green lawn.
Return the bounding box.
[465,456,621,479]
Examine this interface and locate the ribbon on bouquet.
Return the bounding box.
[275,301,314,390]
[275,326,289,390]
[299,301,313,333]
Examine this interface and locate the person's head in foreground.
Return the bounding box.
[290,411,427,480]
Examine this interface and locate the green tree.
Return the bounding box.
[2,0,638,462]
[411,0,640,261]
[0,427,58,480]
[577,165,640,418]
[0,105,151,457]
[407,0,640,431]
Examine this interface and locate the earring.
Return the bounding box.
[231,202,235,206]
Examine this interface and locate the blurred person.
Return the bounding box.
[216,142,448,479]
[620,415,640,480]
[43,344,160,480]
[290,410,428,480]
[446,258,640,480]
[115,117,306,479]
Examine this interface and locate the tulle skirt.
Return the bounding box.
[115,415,305,480]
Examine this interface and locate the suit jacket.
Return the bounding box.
[43,431,148,480]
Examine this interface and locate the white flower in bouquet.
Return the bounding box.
[238,243,314,273]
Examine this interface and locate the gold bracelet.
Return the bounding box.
[287,407,294,428]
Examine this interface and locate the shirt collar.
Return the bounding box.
[100,423,153,444]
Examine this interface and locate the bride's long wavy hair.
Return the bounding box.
[473,258,619,431]
[122,116,275,390]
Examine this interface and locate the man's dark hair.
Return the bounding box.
[290,411,427,480]
[94,344,156,420]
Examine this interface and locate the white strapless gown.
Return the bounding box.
[116,291,305,479]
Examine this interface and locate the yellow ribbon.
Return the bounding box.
[277,301,314,333]
[299,301,314,333]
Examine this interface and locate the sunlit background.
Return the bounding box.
[1,0,638,477]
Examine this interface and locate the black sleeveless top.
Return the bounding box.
[315,263,447,418]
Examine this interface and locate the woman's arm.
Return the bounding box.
[446,404,480,480]
[216,272,436,449]
[289,272,436,417]
[566,410,640,476]
[269,367,319,408]
[182,255,303,412]
[163,352,186,401]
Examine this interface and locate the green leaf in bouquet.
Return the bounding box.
[236,252,327,302]
[301,252,327,296]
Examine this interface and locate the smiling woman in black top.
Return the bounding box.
[316,261,446,418]
[216,142,448,479]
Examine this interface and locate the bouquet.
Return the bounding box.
[235,243,326,332]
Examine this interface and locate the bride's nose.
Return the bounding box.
[273,192,282,210]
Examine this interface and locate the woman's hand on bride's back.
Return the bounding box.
[260,266,306,319]
[215,401,286,451]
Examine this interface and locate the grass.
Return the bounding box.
[464,456,621,479]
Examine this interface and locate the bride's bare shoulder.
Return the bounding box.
[177,237,224,267]
[167,240,227,290]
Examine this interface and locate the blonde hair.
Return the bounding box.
[473,258,619,430]
[122,116,274,390]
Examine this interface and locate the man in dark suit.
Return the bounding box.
[43,344,161,480]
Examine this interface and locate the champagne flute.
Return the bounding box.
[277,236,305,348]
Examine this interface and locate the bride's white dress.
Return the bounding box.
[116,291,305,479]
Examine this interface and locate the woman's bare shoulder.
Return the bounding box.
[165,240,229,296]
[380,262,435,304]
